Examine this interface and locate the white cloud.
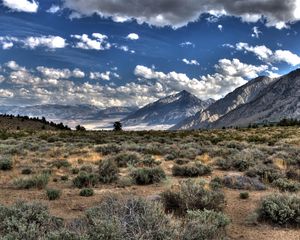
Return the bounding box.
[134,58,268,100]
[6,61,24,71]
[182,58,200,66]
[0,89,14,98]
[251,26,262,38]
[0,75,5,83]
[126,33,139,40]
[36,66,85,79]
[180,41,195,48]
[273,50,300,66]
[2,0,38,13]
[0,59,269,107]
[218,24,223,31]
[63,0,300,29]
[47,5,60,14]
[235,42,300,66]
[90,71,120,80]
[71,33,110,50]
[24,36,66,49]
[0,36,19,50]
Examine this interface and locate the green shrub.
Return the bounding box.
[174,158,190,165]
[80,188,94,197]
[98,159,119,183]
[181,209,230,240]
[71,168,79,174]
[257,194,300,226]
[172,163,211,177]
[80,164,93,173]
[85,195,176,240]
[215,158,232,170]
[0,202,61,239]
[112,151,141,167]
[73,172,98,188]
[130,167,166,185]
[51,160,71,169]
[60,175,69,181]
[161,180,225,215]
[14,174,50,189]
[0,157,13,171]
[286,169,300,181]
[117,176,133,188]
[95,144,122,155]
[209,177,223,190]
[46,189,61,200]
[141,155,161,167]
[239,192,249,199]
[246,165,283,183]
[21,168,32,175]
[273,178,300,192]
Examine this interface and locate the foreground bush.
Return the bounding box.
[223,175,266,190]
[130,167,166,185]
[80,188,94,197]
[98,159,119,183]
[112,151,141,167]
[14,173,50,189]
[172,163,212,177]
[46,189,61,200]
[73,172,98,188]
[161,180,225,215]
[0,202,61,239]
[257,194,300,226]
[0,157,13,171]
[85,195,176,240]
[181,210,230,240]
[273,178,300,192]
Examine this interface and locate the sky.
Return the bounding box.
[0,0,300,108]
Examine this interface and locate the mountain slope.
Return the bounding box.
[211,69,300,128]
[122,90,214,128]
[173,76,276,130]
[0,105,136,121]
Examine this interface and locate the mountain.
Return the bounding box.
[211,69,300,128]
[122,90,214,129]
[172,76,276,130]
[0,105,136,121]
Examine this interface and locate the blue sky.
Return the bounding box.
[0,0,300,107]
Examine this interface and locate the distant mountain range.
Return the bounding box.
[121,90,215,129]
[173,68,300,130]
[0,105,137,129]
[1,68,299,130]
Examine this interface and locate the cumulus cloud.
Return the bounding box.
[63,0,300,29]
[126,33,139,40]
[182,59,200,66]
[0,59,270,107]
[71,33,111,50]
[251,26,262,38]
[36,66,85,79]
[0,89,14,98]
[2,0,38,13]
[235,42,300,66]
[0,37,19,50]
[134,58,268,100]
[47,5,60,14]
[24,36,67,49]
[218,24,223,31]
[180,41,195,48]
[90,71,120,80]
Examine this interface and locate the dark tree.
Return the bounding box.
[113,121,122,131]
[75,125,86,131]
